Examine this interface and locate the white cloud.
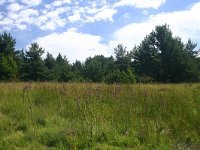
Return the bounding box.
[7,13,18,20]
[35,7,67,30]
[43,1,116,26]
[67,27,77,32]
[16,9,39,25]
[0,8,39,30]
[21,0,42,6]
[114,0,166,9]
[68,13,81,23]
[16,24,27,30]
[7,3,24,12]
[1,1,70,31]
[44,4,51,9]
[39,17,65,30]
[41,21,57,30]
[85,7,117,23]
[110,1,200,50]
[64,0,71,4]
[52,1,64,7]
[86,7,100,14]
[0,0,116,31]
[109,22,153,50]
[34,30,111,62]
[92,8,117,22]
[46,7,66,18]
[52,0,71,7]
[0,18,13,26]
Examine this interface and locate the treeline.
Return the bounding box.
[0,24,200,83]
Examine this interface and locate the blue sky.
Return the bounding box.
[0,0,200,62]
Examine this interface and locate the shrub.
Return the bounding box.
[104,69,136,84]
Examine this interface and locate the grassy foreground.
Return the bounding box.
[0,83,200,150]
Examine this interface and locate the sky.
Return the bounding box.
[0,0,200,62]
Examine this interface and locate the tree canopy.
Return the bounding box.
[133,24,200,82]
[0,25,199,83]
[0,33,17,80]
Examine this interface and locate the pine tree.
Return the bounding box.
[22,43,46,81]
[0,32,17,80]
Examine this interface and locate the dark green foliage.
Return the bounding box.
[15,50,26,79]
[0,32,16,56]
[114,44,132,72]
[104,68,136,84]
[55,53,72,82]
[0,26,199,83]
[0,32,17,80]
[84,55,115,82]
[45,52,55,70]
[0,55,17,80]
[44,52,57,81]
[133,24,200,83]
[71,60,85,82]
[21,43,46,81]
[185,39,199,56]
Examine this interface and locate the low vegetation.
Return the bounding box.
[0,83,200,149]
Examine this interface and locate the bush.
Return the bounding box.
[104,69,136,84]
[138,74,154,83]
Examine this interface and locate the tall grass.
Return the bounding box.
[0,83,200,149]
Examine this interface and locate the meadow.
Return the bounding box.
[0,83,200,149]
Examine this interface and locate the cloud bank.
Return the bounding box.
[35,29,110,62]
[110,2,200,50]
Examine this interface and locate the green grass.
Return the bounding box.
[0,83,200,149]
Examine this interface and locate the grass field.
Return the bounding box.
[0,83,200,149]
